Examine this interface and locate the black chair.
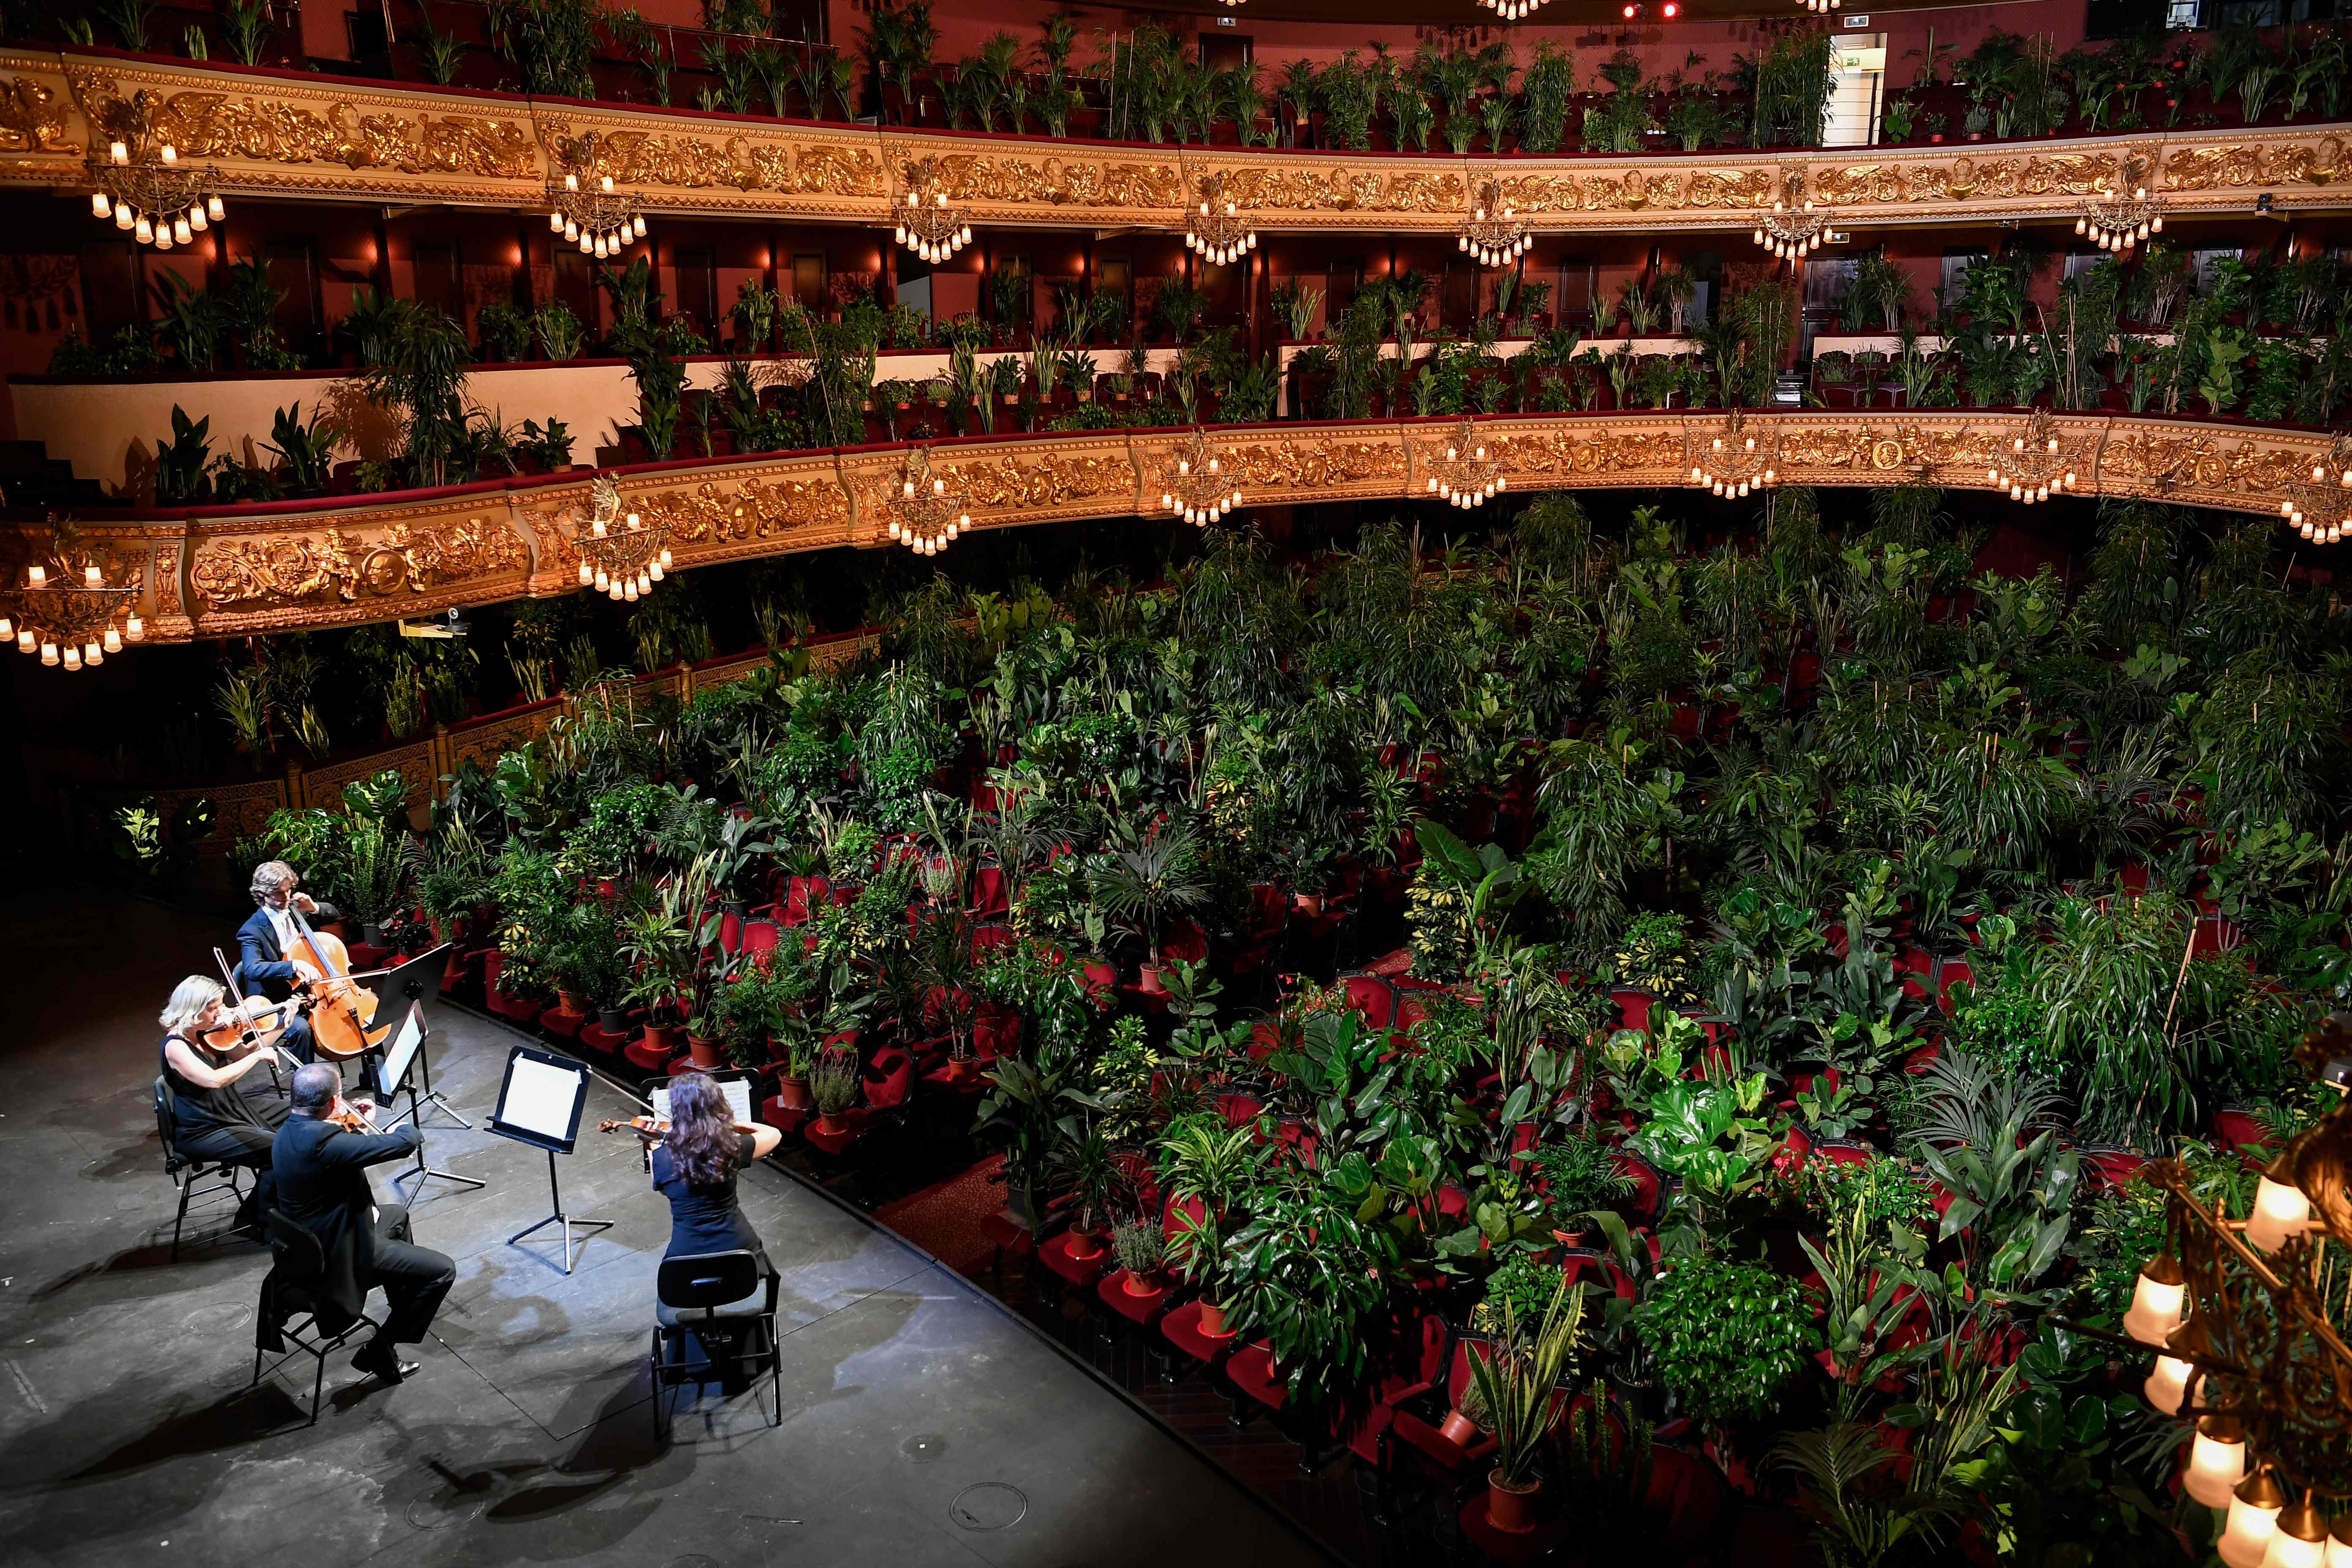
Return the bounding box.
[250,1211,380,1426]
[649,1250,781,1440]
[154,1076,249,1262]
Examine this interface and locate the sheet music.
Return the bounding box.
[376,1004,426,1102]
[651,1078,752,1124]
[497,1056,589,1143]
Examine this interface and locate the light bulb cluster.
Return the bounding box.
[1458,179,1530,269]
[885,448,972,555]
[1688,410,1778,498]
[1424,417,1505,509]
[547,135,647,259]
[1802,0,1843,13]
[571,476,669,601]
[2077,174,2164,253]
[86,95,224,253]
[2122,1015,2352,1568]
[1184,173,1257,267]
[2280,440,2352,543]
[1986,409,2079,504]
[4,554,145,672]
[1158,428,1243,527]
[1479,0,1551,17]
[1754,197,1828,262]
[896,155,974,265]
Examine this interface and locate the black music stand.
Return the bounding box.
[378,1001,485,1202]
[489,1046,610,1275]
[375,943,465,1131]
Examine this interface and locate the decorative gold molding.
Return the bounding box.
[3,51,2347,228]
[20,413,2337,644]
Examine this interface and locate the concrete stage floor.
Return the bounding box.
[0,892,1335,1568]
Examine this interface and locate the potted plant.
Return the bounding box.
[1440,1375,1493,1450]
[1157,1116,1270,1336]
[1464,1274,1586,1532]
[1535,1127,1637,1244]
[1111,1218,1166,1296]
[1050,1125,1130,1260]
[1091,820,1211,994]
[620,858,715,1059]
[973,1045,1092,1230]
[341,816,415,948]
[810,1043,861,1135]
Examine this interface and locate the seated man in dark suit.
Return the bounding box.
[271,1063,455,1384]
[238,860,335,1064]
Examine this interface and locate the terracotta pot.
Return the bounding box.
[814,1111,851,1135]
[776,1075,814,1111]
[1438,1409,1479,1448]
[1197,1301,1236,1338]
[1138,962,1167,995]
[1296,893,1324,918]
[1066,1229,1107,1261]
[1120,1269,1161,1297]
[557,989,588,1018]
[1486,1470,1541,1533]
[686,1032,725,1070]
[642,1024,681,1056]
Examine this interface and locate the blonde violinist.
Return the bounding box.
[158,976,297,1233]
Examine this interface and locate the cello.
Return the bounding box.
[287,905,390,1059]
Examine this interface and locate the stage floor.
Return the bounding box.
[0,892,1334,1568]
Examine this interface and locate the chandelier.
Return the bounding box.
[886,447,972,555]
[573,476,670,601]
[2280,437,2352,544]
[1423,417,1505,510]
[2077,156,2164,253]
[86,90,224,253]
[1480,0,1550,17]
[1687,408,1779,498]
[2122,1016,2352,1568]
[895,155,973,265]
[1986,408,2082,505]
[1,521,145,671]
[1183,172,1256,267]
[547,131,646,259]
[1801,0,1843,12]
[1753,170,1830,263]
[1457,178,1530,268]
[1157,428,1243,527]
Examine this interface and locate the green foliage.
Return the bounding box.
[1636,1253,1813,1423]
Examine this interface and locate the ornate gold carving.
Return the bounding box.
[546,122,882,196]
[1217,434,1407,489]
[0,74,72,153]
[67,68,535,177]
[191,514,525,609]
[634,472,852,544]
[1221,165,1462,215]
[901,147,1181,209]
[2164,136,2349,191]
[953,451,1132,511]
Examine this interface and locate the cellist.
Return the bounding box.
[236,860,332,1064]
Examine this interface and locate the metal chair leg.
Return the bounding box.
[170,1179,191,1263]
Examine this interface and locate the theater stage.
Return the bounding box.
[0,892,1335,1568]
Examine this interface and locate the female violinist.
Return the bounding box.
[645,1073,781,1274]
[158,976,292,1231]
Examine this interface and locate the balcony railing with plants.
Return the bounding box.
[21,7,2352,156]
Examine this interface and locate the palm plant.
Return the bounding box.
[1091,820,1211,971]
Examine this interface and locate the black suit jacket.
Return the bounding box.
[236,902,340,1000]
[270,1113,422,1321]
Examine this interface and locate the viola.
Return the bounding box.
[331,1099,384,1135]
[288,906,387,1060]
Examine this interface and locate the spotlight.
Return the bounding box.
[1661,2,1678,15]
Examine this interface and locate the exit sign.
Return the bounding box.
[1217,14,1236,23]
[1845,13,1869,24]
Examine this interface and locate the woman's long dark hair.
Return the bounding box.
[664,1073,740,1188]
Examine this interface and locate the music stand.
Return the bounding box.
[487,1046,610,1275]
[375,943,465,1131]
[378,1002,485,1201]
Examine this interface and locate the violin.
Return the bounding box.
[289,905,388,1060]
[331,1098,384,1135]
[598,1116,671,1142]
[202,946,307,1062]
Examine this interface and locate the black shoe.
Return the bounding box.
[354,1345,419,1384]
